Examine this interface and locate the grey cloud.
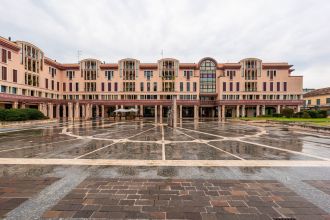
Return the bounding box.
[0,0,329,88]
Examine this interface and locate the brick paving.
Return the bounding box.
[303,180,330,196]
[42,178,330,219]
[0,177,58,218]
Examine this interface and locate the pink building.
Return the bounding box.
[0,36,303,120]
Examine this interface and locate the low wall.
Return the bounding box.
[0,119,58,128]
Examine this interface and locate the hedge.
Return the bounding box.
[274,108,327,118]
[0,108,47,121]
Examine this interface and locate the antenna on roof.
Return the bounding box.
[77,50,82,62]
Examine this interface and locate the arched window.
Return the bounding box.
[199,59,216,93]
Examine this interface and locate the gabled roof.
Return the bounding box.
[304,87,330,98]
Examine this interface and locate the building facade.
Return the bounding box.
[304,87,330,116]
[0,36,304,121]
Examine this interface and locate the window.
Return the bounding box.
[277,82,280,91]
[13,69,17,83]
[316,99,321,105]
[76,82,79,91]
[180,82,183,92]
[223,82,226,92]
[105,70,114,80]
[108,82,111,91]
[1,66,7,80]
[57,82,60,91]
[69,82,72,92]
[8,51,11,60]
[2,49,7,63]
[308,100,311,105]
[283,82,287,91]
[263,82,266,91]
[66,70,74,80]
[187,82,190,92]
[183,70,193,80]
[270,82,273,91]
[144,70,153,80]
[153,82,157,92]
[200,59,216,93]
[114,82,118,92]
[193,82,197,92]
[236,82,240,91]
[63,83,66,92]
[327,98,330,104]
[45,78,48,89]
[230,82,233,91]
[147,82,150,92]
[51,80,54,90]
[140,82,144,92]
[101,82,105,91]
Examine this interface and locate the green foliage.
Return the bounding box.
[306,110,327,118]
[0,108,46,121]
[281,108,294,118]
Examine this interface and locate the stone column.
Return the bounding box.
[256,105,260,117]
[90,104,93,118]
[277,105,281,114]
[211,108,215,118]
[236,105,240,118]
[242,105,246,117]
[173,98,177,128]
[96,105,100,117]
[140,105,143,117]
[262,105,266,116]
[48,103,53,119]
[81,105,85,119]
[116,105,119,110]
[194,105,199,120]
[21,103,26,109]
[13,101,18,109]
[56,105,60,119]
[68,102,73,120]
[297,105,301,112]
[85,104,89,120]
[218,106,221,121]
[63,105,67,119]
[160,105,163,123]
[155,105,158,123]
[43,103,47,116]
[38,103,43,112]
[179,105,183,119]
[74,102,80,120]
[221,105,225,119]
[101,105,105,118]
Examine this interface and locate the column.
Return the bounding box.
[221,105,225,119]
[155,105,158,123]
[43,103,47,116]
[81,104,85,119]
[242,105,246,117]
[194,105,199,120]
[297,105,301,112]
[63,105,67,119]
[38,103,43,112]
[256,105,260,117]
[179,105,183,119]
[85,104,89,120]
[236,105,240,118]
[48,103,53,119]
[90,104,93,118]
[218,106,221,121]
[74,102,80,120]
[276,105,281,114]
[68,102,73,120]
[211,109,215,118]
[56,105,60,119]
[140,105,143,117]
[159,105,163,123]
[173,98,177,128]
[13,101,18,109]
[116,105,119,110]
[262,105,266,116]
[21,103,26,109]
[101,105,105,118]
[96,105,100,118]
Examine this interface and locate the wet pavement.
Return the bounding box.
[0,119,329,219]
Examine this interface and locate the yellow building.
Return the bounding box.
[304,87,330,116]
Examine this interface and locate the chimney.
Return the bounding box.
[8,37,11,41]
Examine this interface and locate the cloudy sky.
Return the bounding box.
[1,0,330,88]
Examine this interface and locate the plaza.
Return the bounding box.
[0,119,329,219]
